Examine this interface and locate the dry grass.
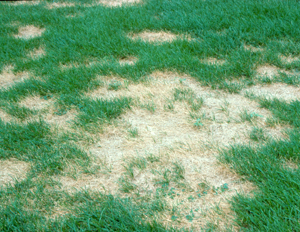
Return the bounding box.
[0,109,14,123]
[119,56,138,66]
[44,109,77,130]
[243,83,300,103]
[244,44,264,52]
[19,95,54,111]
[14,25,45,40]
[92,0,142,7]
[280,55,300,64]
[27,47,45,60]
[128,31,179,43]
[0,65,30,89]
[0,159,29,186]
[200,57,226,65]
[58,71,292,229]
[46,2,75,9]
[256,65,279,79]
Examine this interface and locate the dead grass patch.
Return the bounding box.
[14,25,45,40]
[129,31,179,43]
[0,159,29,186]
[282,160,298,170]
[256,65,279,79]
[0,65,30,88]
[244,44,264,52]
[119,56,138,66]
[44,109,77,129]
[70,71,291,229]
[19,95,54,111]
[27,47,45,60]
[201,57,226,65]
[46,2,75,9]
[280,55,300,64]
[93,0,141,7]
[0,109,14,123]
[243,83,300,102]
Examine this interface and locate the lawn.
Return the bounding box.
[0,0,300,231]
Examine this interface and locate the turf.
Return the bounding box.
[0,0,300,231]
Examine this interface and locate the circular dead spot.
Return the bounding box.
[244,44,264,52]
[0,159,29,186]
[256,65,279,78]
[0,65,29,89]
[129,31,179,43]
[243,83,300,102]
[200,57,226,65]
[0,109,14,123]
[119,57,138,66]
[44,109,77,129]
[27,47,45,60]
[14,25,45,40]
[46,2,75,9]
[282,160,298,170]
[96,0,141,7]
[279,55,300,64]
[19,95,54,111]
[55,173,120,194]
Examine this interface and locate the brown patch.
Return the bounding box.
[201,57,226,65]
[14,25,45,40]
[244,44,264,52]
[55,173,119,194]
[59,62,80,70]
[44,109,77,129]
[243,83,300,102]
[0,65,29,88]
[0,109,14,123]
[119,57,138,66]
[95,0,141,7]
[280,55,300,64]
[0,159,29,186]
[46,2,75,9]
[27,47,45,60]
[282,160,298,170]
[19,95,54,111]
[256,65,279,78]
[71,71,289,229]
[129,31,178,43]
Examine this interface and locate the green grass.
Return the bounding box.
[1,0,300,230]
[220,98,300,231]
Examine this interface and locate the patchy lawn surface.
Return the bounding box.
[0,0,300,231]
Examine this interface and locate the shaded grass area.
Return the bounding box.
[220,99,300,230]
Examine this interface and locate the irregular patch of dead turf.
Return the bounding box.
[244,44,264,52]
[129,31,186,43]
[19,95,54,111]
[0,159,29,186]
[27,47,45,60]
[46,2,75,9]
[0,65,29,88]
[55,71,291,230]
[201,57,226,65]
[93,0,141,7]
[243,83,300,102]
[119,56,138,66]
[280,55,300,64]
[14,25,45,40]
